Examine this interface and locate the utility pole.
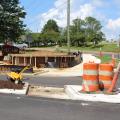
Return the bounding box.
[67,0,70,53]
[77,17,79,40]
[118,35,120,59]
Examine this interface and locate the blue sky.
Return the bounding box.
[20,0,120,40]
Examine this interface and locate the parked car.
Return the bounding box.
[13,43,28,49]
[0,43,4,46]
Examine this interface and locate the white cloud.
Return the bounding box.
[39,1,94,30]
[54,0,68,7]
[92,0,104,7]
[31,0,119,40]
[103,18,120,40]
[41,8,59,20]
[107,18,120,30]
[76,4,94,19]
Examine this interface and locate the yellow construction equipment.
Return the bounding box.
[7,66,31,84]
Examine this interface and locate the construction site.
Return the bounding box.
[0,0,119,102]
[0,44,83,89]
[0,43,120,104]
[1,0,120,120]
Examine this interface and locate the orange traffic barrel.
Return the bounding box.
[82,63,99,92]
[111,58,116,67]
[111,54,116,67]
[99,64,113,90]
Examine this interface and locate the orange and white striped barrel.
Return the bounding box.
[111,58,116,67]
[109,54,116,67]
[99,64,113,90]
[82,63,99,92]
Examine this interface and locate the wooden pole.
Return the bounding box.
[24,57,25,66]
[15,57,17,65]
[67,0,70,53]
[12,56,13,64]
[30,57,32,65]
[35,57,37,68]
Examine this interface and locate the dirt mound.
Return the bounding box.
[0,80,23,89]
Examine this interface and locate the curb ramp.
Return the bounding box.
[65,85,120,103]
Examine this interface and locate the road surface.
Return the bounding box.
[0,94,119,120]
[0,75,120,120]
[0,75,82,87]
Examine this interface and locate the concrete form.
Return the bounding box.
[10,51,80,68]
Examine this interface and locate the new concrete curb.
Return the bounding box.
[0,82,29,95]
[65,85,120,103]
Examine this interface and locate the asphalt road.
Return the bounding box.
[0,75,120,120]
[0,94,119,120]
[28,76,82,87]
[1,74,120,87]
[0,75,82,87]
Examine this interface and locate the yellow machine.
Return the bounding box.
[7,66,31,84]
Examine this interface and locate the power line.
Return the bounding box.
[41,1,67,18]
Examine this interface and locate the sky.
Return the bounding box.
[20,0,120,41]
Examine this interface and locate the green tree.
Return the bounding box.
[62,18,86,46]
[70,18,85,34]
[70,18,86,46]
[40,19,60,45]
[42,19,59,33]
[61,17,105,47]
[85,16,105,45]
[39,31,60,46]
[0,0,26,42]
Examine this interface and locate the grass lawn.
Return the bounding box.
[98,55,112,63]
[60,43,120,53]
[97,55,119,67]
[30,42,120,53]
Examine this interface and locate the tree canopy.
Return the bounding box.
[0,0,26,42]
[32,17,105,47]
[42,19,59,33]
[40,19,60,45]
[84,17,104,45]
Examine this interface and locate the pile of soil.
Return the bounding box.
[0,80,24,89]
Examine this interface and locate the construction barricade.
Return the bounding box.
[99,64,113,90]
[82,63,99,92]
